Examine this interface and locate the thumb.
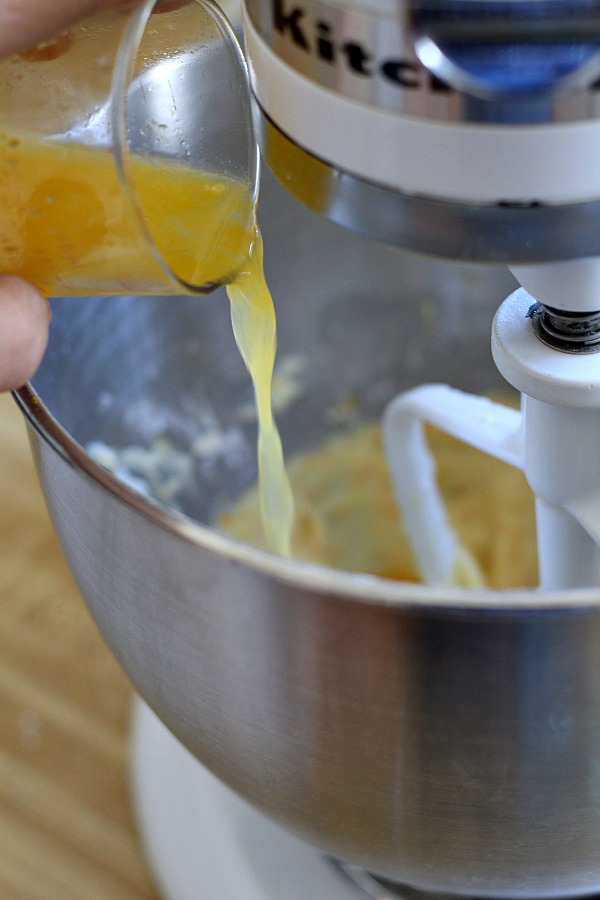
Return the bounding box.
[0,276,51,391]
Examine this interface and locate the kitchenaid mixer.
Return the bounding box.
[14,1,600,898]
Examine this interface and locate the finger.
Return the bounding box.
[0,0,138,58]
[0,0,196,61]
[0,276,51,391]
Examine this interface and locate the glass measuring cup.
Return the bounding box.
[0,0,259,296]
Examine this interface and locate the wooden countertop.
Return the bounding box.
[0,393,161,899]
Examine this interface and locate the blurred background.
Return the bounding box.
[0,392,160,900]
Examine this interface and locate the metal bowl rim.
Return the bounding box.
[15,381,600,613]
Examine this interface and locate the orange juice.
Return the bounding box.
[0,130,295,555]
[0,131,255,295]
[227,230,294,556]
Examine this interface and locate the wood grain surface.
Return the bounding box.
[0,392,161,900]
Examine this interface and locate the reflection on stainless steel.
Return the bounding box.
[16,169,600,898]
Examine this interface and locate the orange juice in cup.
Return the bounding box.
[0,0,259,296]
[0,134,256,295]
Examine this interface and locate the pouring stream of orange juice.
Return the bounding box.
[0,131,294,555]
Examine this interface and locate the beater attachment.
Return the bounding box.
[384,260,600,590]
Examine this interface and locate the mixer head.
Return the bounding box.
[242,0,600,263]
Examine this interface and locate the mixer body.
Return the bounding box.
[243,0,600,261]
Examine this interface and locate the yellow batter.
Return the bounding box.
[219,421,538,590]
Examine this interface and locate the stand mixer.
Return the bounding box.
[14,1,600,898]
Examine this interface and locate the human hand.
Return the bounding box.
[0,0,140,390]
[0,276,51,391]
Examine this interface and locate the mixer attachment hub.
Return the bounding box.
[528,302,600,354]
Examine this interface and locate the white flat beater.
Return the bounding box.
[384,257,600,590]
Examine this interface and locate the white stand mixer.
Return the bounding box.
[131,2,600,897]
[15,1,600,898]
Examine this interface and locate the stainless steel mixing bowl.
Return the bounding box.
[16,168,600,899]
